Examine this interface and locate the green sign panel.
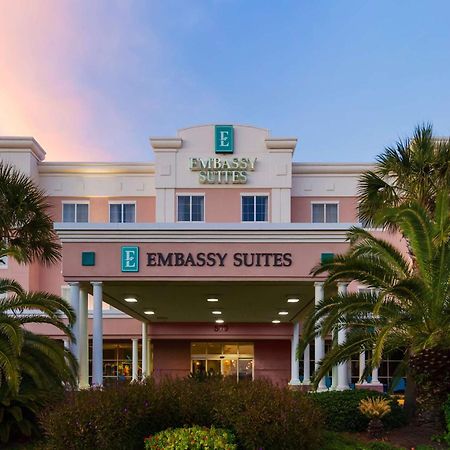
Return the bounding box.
[121,246,139,272]
[215,125,234,153]
[81,251,95,266]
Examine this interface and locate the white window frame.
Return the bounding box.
[108,201,137,224]
[176,193,205,223]
[311,201,339,224]
[240,193,270,223]
[62,201,90,223]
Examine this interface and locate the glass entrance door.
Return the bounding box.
[191,342,254,381]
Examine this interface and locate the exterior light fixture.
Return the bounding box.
[144,310,155,315]
[124,297,138,303]
[272,320,281,324]
[278,311,289,316]
[212,311,222,315]
[287,298,299,303]
[207,298,219,302]
[215,319,224,324]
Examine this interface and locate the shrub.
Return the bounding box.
[311,390,407,432]
[443,394,450,446]
[359,397,391,419]
[144,426,236,449]
[214,378,322,450]
[40,377,323,450]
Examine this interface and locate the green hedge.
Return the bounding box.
[40,378,323,450]
[144,426,236,449]
[310,390,407,432]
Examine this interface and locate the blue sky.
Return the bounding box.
[1,0,450,162]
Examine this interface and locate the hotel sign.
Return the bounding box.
[147,251,292,267]
[121,246,139,272]
[189,157,257,184]
[215,125,234,153]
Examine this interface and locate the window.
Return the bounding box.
[109,203,135,223]
[191,342,254,381]
[312,203,338,223]
[177,195,204,222]
[62,203,89,223]
[241,195,268,222]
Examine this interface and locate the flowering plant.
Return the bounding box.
[359,397,392,419]
[144,426,237,449]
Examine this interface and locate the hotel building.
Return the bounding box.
[0,124,403,391]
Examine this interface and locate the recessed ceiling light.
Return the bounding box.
[207,298,219,302]
[124,297,138,303]
[272,320,281,324]
[144,310,155,315]
[278,311,289,316]
[215,319,224,324]
[212,311,222,315]
[287,298,299,303]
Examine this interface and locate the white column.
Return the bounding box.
[303,344,311,384]
[314,282,327,391]
[336,282,350,390]
[147,337,152,375]
[92,282,103,386]
[371,366,382,386]
[359,351,367,383]
[289,322,301,386]
[331,341,338,389]
[132,338,139,382]
[68,282,80,361]
[142,322,148,379]
[78,288,89,389]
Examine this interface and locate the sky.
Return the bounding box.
[1,0,450,163]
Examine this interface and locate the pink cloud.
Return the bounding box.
[0,2,133,161]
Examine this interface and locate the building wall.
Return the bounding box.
[254,340,291,385]
[291,196,359,223]
[152,340,191,381]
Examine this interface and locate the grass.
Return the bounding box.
[321,432,404,450]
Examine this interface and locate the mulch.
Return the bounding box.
[355,423,447,449]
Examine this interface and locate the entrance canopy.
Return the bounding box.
[82,279,321,323]
[55,223,347,323]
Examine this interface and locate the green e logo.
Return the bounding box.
[121,246,139,272]
[215,125,234,153]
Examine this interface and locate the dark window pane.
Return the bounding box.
[123,204,135,223]
[242,196,255,222]
[312,204,324,223]
[255,196,268,221]
[191,196,204,221]
[110,204,122,223]
[326,204,338,223]
[76,204,89,223]
[178,196,191,221]
[63,204,75,222]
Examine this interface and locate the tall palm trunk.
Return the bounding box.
[410,348,450,427]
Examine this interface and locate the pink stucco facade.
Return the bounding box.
[0,125,401,389]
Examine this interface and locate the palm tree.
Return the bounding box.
[0,163,77,442]
[358,123,450,228]
[299,192,450,424]
[0,162,60,265]
[0,279,77,392]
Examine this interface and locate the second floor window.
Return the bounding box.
[177,195,204,222]
[63,203,88,223]
[242,195,268,222]
[110,203,135,223]
[312,203,338,223]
